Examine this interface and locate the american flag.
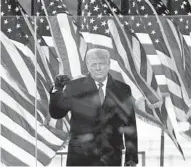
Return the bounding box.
[80,0,162,104]
[79,0,185,157]
[167,0,191,140]
[1,0,70,165]
[127,0,191,139]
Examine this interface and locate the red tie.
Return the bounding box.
[98,82,104,104]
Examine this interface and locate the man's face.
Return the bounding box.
[87,53,110,82]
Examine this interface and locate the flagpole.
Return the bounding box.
[31,0,35,15]
[160,129,165,167]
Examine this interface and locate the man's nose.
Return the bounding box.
[96,64,101,70]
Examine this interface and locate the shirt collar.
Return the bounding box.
[95,77,108,87]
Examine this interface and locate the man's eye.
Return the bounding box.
[91,64,96,67]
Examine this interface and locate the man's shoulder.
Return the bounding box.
[113,78,131,90]
[68,75,88,87]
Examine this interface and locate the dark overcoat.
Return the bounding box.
[49,74,138,166]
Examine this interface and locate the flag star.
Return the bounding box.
[40,18,44,23]
[103,4,108,8]
[131,29,135,33]
[15,7,19,12]
[101,21,107,26]
[138,0,142,2]
[124,21,129,25]
[86,24,89,29]
[136,22,140,27]
[16,16,20,19]
[87,11,91,16]
[131,16,135,20]
[144,14,148,18]
[93,25,98,31]
[57,5,62,8]
[36,12,40,16]
[165,9,169,14]
[81,24,85,29]
[82,0,85,3]
[112,7,117,13]
[148,22,152,26]
[49,2,54,6]
[118,14,123,18]
[185,25,189,29]
[82,11,84,16]
[46,25,50,30]
[7,28,12,33]
[8,5,12,9]
[25,34,29,39]
[94,5,99,11]
[41,5,44,9]
[52,10,57,14]
[182,1,187,5]
[132,2,136,7]
[38,39,42,43]
[174,10,178,14]
[105,29,110,34]
[90,18,95,24]
[90,0,96,4]
[83,17,86,22]
[155,39,159,43]
[98,13,102,19]
[85,4,88,10]
[188,12,191,15]
[157,4,162,7]
[179,17,183,22]
[141,6,145,10]
[1,11,5,16]
[16,24,21,28]
[181,4,185,9]
[4,19,8,24]
[151,30,156,35]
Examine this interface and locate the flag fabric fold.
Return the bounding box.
[1,0,70,165]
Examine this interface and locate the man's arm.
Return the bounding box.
[123,87,138,166]
[49,75,72,119]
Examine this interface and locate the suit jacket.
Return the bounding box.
[49,74,138,166]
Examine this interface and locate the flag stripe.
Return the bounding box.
[1,104,55,156]
[12,39,47,82]
[48,16,71,76]
[1,102,59,152]
[0,32,36,97]
[82,32,113,48]
[1,125,51,165]
[2,78,42,123]
[0,135,44,167]
[1,44,28,92]
[1,149,28,166]
[0,89,63,145]
[57,14,82,77]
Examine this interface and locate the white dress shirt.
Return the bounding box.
[94,77,108,98]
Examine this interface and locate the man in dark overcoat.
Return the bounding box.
[49,48,138,166]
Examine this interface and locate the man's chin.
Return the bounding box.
[94,75,106,82]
